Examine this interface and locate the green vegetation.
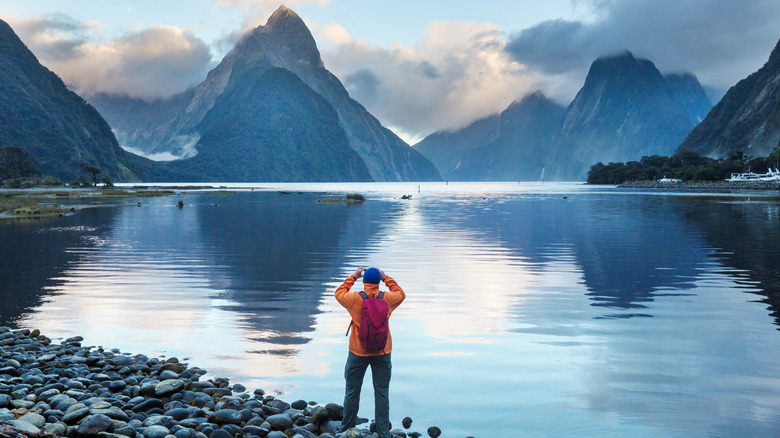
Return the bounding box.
[318,193,366,204]
[0,146,60,188]
[587,147,780,184]
[0,188,178,220]
[0,196,72,219]
[80,163,102,186]
[344,193,365,203]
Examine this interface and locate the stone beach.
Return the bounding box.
[0,328,461,438]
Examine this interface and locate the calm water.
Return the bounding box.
[3,182,780,437]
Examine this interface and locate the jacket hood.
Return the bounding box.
[363,283,380,296]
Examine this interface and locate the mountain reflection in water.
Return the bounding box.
[2,184,780,437]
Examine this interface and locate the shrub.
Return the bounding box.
[70,176,92,188]
[40,176,63,186]
[3,178,21,188]
[345,193,365,202]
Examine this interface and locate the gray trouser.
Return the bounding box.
[340,351,392,438]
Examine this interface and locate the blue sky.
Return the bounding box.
[0,1,584,47]
[2,0,780,143]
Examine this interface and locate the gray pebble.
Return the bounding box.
[159,370,179,380]
[115,426,137,437]
[264,414,293,431]
[62,407,90,424]
[155,380,185,397]
[143,415,177,429]
[173,429,191,438]
[77,414,115,436]
[164,408,191,421]
[44,422,67,436]
[6,420,41,434]
[207,409,242,425]
[18,412,46,428]
[143,425,171,438]
[208,429,232,438]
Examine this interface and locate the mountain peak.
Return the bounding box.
[506,91,549,111]
[269,5,299,19]
[768,37,780,67]
[264,5,306,33]
[585,49,659,84]
[598,50,635,61]
[592,50,648,70]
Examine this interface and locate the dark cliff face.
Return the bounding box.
[664,73,713,124]
[0,19,165,182]
[414,114,501,179]
[89,6,440,182]
[415,93,565,181]
[678,38,780,159]
[462,92,565,181]
[168,67,372,182]
[554,51,697,180]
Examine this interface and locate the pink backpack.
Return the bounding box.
[346,291,389,354]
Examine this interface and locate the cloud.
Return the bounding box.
[9,14,213,99]
[506,0,780,91]
[319,21,540,142]
[344,69,381,107]
[213,0,330,9]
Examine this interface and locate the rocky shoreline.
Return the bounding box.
[0,328,455,438]
[616,181,780,191]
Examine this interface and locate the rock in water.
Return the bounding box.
[309,406,329,426]
[324,403,343,421]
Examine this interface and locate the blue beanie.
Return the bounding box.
[363,267,381,284]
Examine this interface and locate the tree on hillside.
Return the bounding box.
[0,146,40,180]
[80,163,102,187]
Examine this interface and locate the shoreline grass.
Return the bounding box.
[317,193,366,204]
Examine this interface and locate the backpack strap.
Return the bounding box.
[358,291,384,300]
[347,291,369,336]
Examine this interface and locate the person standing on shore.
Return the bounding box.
[335,266,405,438]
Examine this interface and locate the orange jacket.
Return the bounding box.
[335,274,405,356]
